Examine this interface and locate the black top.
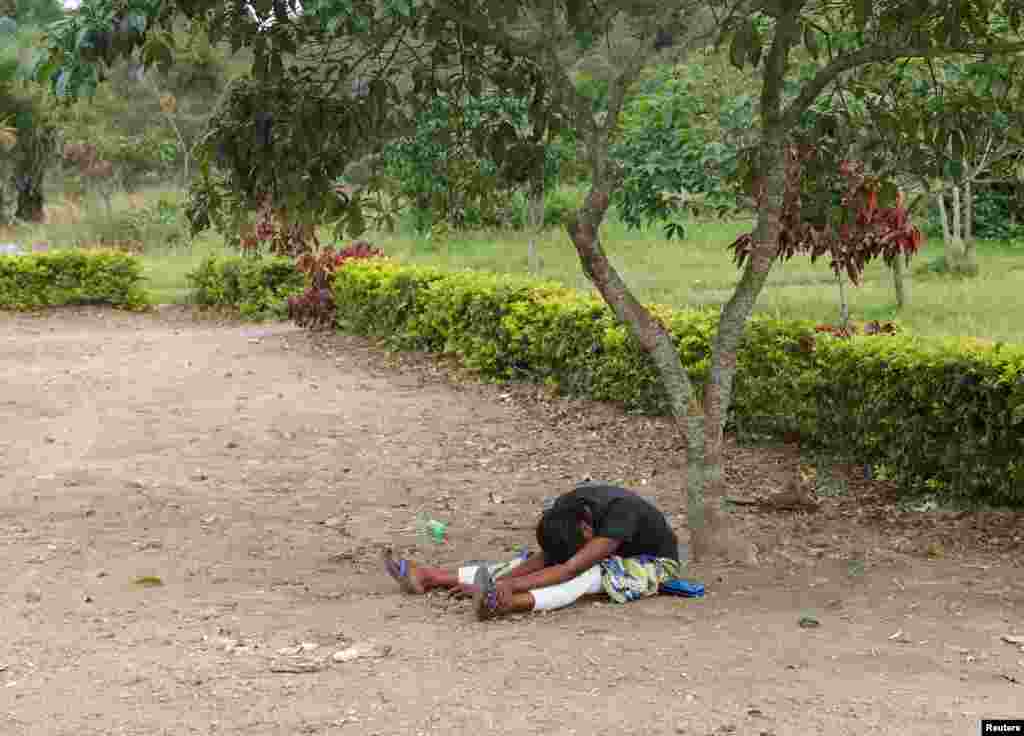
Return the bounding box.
[554,483,679,561]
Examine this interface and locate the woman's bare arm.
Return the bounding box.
[498,551,547,580]
[500,537,621,595]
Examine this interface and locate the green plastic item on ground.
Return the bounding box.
[416,513,447,544]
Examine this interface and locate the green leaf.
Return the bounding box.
[748,24,763,67]
[729,25,749,70]
[804,25,821,60]
[142,35,173,71]
[877,180,900,208]
[854,0,872,31]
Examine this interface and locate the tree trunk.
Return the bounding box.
[692,129,787,567]
[937,189,965,273]
[14,177,45,223]
[566,187,695,422]
[836,269,849,328]
[566,184,744,559]
[963,177,978,276]
[892,254,908,310]
[527,181,544,274]
[686,414,706,554]
[936,190,951,242]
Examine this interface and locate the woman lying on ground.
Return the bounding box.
[382,482,684,621]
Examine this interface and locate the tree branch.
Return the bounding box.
[782,40,1024,129]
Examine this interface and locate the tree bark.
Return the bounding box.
[527,180,544,274]
[937,190,951,242]
[963,177,978,276]
[693,132,784,566]
[566,185,758,564]
[836,269,849,328]
[14,177,45,223]
[892,254,908,310]
[937,189,965,272]
[690,12,800,566]
[566,187,696,422]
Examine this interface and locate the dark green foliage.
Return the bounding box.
[380,92,570,233]
[187,75,374,246]
[966,186,1024,241]
[0,249,148,309]
[612,58,753,237]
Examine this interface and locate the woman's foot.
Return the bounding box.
[473,565,500,621]
[382,549,426,594]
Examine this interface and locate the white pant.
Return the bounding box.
[457,559,604,611]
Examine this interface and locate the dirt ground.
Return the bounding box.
[1,306,1022,736]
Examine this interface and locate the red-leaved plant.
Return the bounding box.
[729,148,923,283]
[812,319,899,340]
[241,196,319,258]
[287,241,384,329]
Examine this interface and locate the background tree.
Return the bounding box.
[828,55,1024,277]
[0,7,60,223]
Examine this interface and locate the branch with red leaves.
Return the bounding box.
[729,148,924,284]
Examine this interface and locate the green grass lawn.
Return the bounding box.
[138,236,226,305]
[12,187,1024,344]
[374,218,1024,344]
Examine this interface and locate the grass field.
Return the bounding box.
[374,218,1024,344]
[9,187,1024,344]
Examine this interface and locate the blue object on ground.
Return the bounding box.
[659,578,705,597]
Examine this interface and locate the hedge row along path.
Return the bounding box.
[2,306,1022,736]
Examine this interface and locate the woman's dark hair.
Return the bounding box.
[535,498,592,565]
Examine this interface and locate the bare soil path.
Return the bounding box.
[1,306,1022,736]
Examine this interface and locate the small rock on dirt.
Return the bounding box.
[332,643,392,663]
[269,660,323,674]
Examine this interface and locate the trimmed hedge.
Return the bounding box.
[186,255,305,320]
[0,249,148,310]
[810,335,1024,505]
[332,259,1024,506]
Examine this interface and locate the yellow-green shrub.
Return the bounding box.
[0,249,148,310]
[809,334,1024,505]
[332,259,1023,506]
[186,255,305,320]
